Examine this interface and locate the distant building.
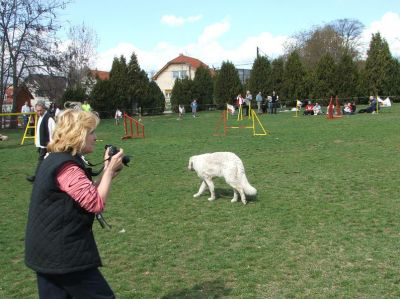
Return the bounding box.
[152,54,209,111]
[24,74,68,107]
[3,85,34,113]
[236,68,251,84]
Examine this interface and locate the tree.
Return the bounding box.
[214,61,242,108]
[313,53,337,98]
[170,78,184,108]
[335,53,359,98]
[109,55,129,110]
[146,80,164,113]
[90,79,114,117]
[192,65,214,107]
[362,33,393,95]
[285,19,364,70]
[63,22,99,90]
[283,51,306,100]
[247,55,271,99]
[0,0,70,113]
[271,57,285,96]
[330,18,364,59]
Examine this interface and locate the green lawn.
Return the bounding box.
[1,105,400,298]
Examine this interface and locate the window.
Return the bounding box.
[172,70,188,79]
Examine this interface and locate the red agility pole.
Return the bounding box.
[122,113,145,139]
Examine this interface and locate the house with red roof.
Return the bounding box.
[152,54,209,110]
[2,85,34,113]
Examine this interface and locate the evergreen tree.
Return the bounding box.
[192,66,214,107]
[127,52,149,111]
[283,51,306,101]
[62,86,88,104]
[388,58,400,96]
[363,32,393,95]
[90,79,114,117]
[336,52,359,98]
[109,56,129,110]
[214,61,242,108]
[147,81,165,113]
[248,56,271,98]
[271,57,285,96]
[170,78,184,108]
[313,53,337,98]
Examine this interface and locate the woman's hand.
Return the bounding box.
[104,148,124,178]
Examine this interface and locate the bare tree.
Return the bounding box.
[0,0,70,113]
[284,19,364,70]
[63,22,99,89]
[330,18,364,58]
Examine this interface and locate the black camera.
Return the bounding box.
[105,144,131,166]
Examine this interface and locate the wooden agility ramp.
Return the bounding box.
[122,113,145,139]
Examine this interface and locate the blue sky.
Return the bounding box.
[60,0,400,73]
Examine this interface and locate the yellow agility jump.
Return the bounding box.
[214,105,268,136]
[0,112,37,145]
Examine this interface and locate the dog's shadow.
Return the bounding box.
[161,279,232,299]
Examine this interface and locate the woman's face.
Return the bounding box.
[82,129,97,154]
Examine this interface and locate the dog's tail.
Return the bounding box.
[240,173,257,196]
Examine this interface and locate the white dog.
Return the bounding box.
[188,152,257,204]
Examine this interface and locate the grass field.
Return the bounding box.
[1,105,400,298]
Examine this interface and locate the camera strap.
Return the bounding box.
[96,213,112,229]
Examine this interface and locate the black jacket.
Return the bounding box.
[25,152,102,274]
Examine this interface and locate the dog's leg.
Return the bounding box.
[237,188,247,205]
[231,190,239,203]
[193,181,207,198]
[204,178,216,201]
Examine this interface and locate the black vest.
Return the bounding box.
[38,112,51,147]
[25,153,102,274]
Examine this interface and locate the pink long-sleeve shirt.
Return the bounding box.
[56,162,105,213]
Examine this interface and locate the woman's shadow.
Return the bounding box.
[161,279,232,299]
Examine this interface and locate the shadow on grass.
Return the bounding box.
[161,279,232,299]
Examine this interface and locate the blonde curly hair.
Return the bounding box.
[47,109,100,156]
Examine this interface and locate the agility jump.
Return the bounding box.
[214,104,268,136]
[327,96,342,119]
[122,113,145,139]
[0,112,37,145]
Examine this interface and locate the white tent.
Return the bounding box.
[378,97,392,107]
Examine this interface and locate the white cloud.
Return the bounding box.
[161,14,203,27]
[361,12,400,57]
[198,19,230,44]
[95,13,400,74]
[94,18,289,73]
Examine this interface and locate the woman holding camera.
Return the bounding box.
[25,109,124,298]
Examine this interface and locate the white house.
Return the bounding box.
[152,54,209,111]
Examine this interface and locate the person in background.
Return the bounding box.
[255,91,263,114]
[178,104,185,120]
[81,100,92,112]
[358,96,377,113]
[304,101,314,115]
[26,101,56,182]
[115,108,122,125]
[21,101,31,128]
[313,102,322,115]
[271,91,278,114]
[245,90,252,116]
[191,99,198,117]
[25,109,124,299]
